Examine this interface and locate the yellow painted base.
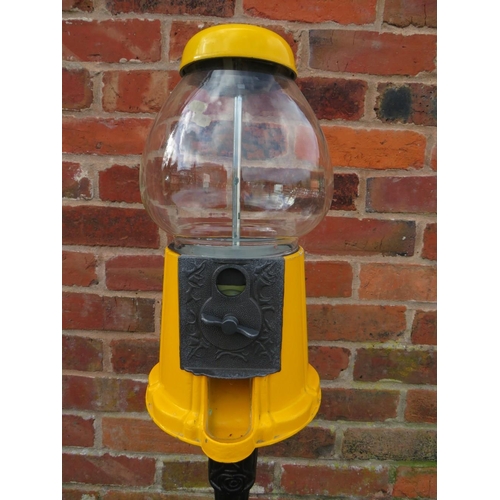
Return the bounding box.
[146,246,321,463]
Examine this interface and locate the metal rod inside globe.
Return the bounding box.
[232,94,243,246]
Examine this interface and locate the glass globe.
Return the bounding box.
[141,59,333,257]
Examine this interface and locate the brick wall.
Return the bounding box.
[62,0,437,498]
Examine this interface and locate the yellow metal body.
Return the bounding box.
[146,246,321,463]
[179,24,297,76]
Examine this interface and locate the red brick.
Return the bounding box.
[342,427,436,460]
[318,388,399,421]
[310,30,436,76]
[281,463,389,496]
[301,217,416,256]
[99,165,141,203]
[411,310,437,345]
[353,348,437,384]
[62,374,147,412]
[405,389,437,423]
[106,0,234,16]
[103,493,210,500]
[422,222,437,260]
[62,452,155,486]
[376,83,437,126]
[62,251,97,287]
[62,161,91,199]
[102,416,203,455]
[106,255,164,291]
[62,206,159,248]
[62,117,153,155]
[245,0,376,24]
[63,335,103,371]
[308,304,406,342]
[102,70,178,113]
[431,144,437,170]
[62,68,93,110]
[297,77,367,120]
[366,176,437,214]
[309,345,350,380]
[63,488,102,500]
[63,0,93,11]
[62,414,95,447]
[322,126,426,169]
[393,466,437,498]
[359,263,436,301]
[62,292,155,332]
[384,0,437,28]
[110,338,159,374]
[331,173,359,211]
[305,261,352,298]
[262,426,335,459]
[62,19,161,63]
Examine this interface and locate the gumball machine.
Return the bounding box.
[140,24,333,499]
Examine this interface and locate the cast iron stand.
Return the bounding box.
[208,449,258,500]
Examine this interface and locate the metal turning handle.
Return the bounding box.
[201,313,259,339]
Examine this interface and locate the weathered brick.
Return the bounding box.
[342,428,436,461]
[62,19,161,63]
[102,416,203,455]
[262,426,335,459]
[431,144,437,170]
[99,165,141,203]
[308,304,407,342]
[318,388,399,422]
[384,0,437,28]
[62,414,95,447]
[411,310,437,345]
[106,255,164,291]
[62,117,153,155]
[63,335,103,371]
[305,261,353,298]
[375,83,437,126]
[359,263,437,301]
[309,345,350,380]
[422,223,437,260]
[366,176,437,214]
[62,452,156,486]
[62,251,98,287]
[62,161,91,199]
[297,77,367,121]
[353,348,437,384]
[62,292,155,332]
[281,463,389,496]
[103,492,211,500]
[62,374,147,412]
[162,460,209,490]
[301,217,416,256]
[245,0,376,24]
[63,487,102,500]
[106,0,234,16]
[393,466,438,498]
[331,173,359,211]
[102,70,178,113]
[322,126,426,169]
[63,0,93,11]
[310,30,436,76]
[110,338,159,374]
[405,389,437,423]
[62,206,159,248]
[62,68,93,110]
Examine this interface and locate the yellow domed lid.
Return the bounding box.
[180,24,297,77]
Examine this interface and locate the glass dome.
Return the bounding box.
[141,59,333,256]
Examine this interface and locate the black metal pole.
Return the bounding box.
[208,449,258,500]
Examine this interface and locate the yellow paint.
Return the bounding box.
[179,24,297,76]
[146,246,321,463]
